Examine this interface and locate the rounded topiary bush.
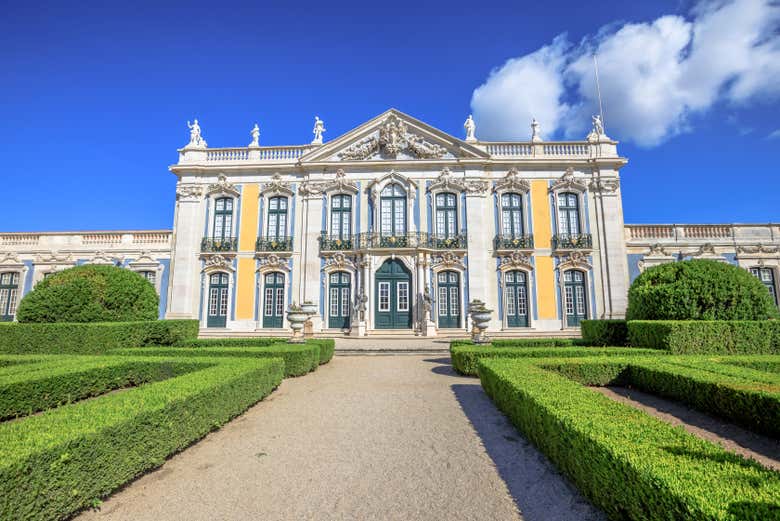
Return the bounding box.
[626,259,779,321]
[16,265,159,323]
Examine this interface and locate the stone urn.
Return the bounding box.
[287,305,308,343]
[301,301,317,338]
[468,299,493,344]
[301,301,318,316]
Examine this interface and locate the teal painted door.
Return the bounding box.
[564,270,587,327]
[328,272,351,329]
[437,271,460,328]
[505,270,529,327]
[207,273,229,328]
[263,272,285,328]
[375,259,412,329]
[0,272,19,322]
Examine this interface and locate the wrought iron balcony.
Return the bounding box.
[319,233,355,252]
[494,234,534,250]
[552,233,593,250]
[427,233,467,250]
[256,236,293,252]
[201,236,237,252]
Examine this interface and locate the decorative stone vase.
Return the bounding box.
[468,300,492,344]
[287,307,308,343]
[301,302,317,316]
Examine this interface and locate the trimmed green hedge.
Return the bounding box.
[581,319,628,346]
[113,344,320,377]
[479,357,780,520]
[306,338,335,364]
[450,338,582,349]
[628,320,780,354]
[0,356,284,521]
[0,320,199,354]
[450,345,661,376]
[174,337,287,348]
[626,259,780,321]
[0,355,200,420]
[16,264,159,323]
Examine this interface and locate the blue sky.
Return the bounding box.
[1,0,777,231]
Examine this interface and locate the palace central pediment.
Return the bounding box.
[299,109,489,163]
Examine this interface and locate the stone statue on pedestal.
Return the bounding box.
[464,114,476,142]
[531,118,542,142]
[312,116,326,144]
[249,123,260,147]
[186,119,207,147]
[592,114,604,136]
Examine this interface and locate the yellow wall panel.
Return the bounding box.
[534,255,557,319]
[530,180,551,248]
[236,184,259,320]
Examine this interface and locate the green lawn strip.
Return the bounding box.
[727,360,780,374]
[450,345,662,376]
[0,356,284,521]
[658,358,780,387]
[479,357,780,521]
[112,343,319,377]
[0,356,201,420]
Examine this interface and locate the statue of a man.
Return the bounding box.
[312,116,326,145]
[464,114,476,142]
[423,286,433,320]
[531,118,541,142]
[592,114,604,136]
[249,123,260,147]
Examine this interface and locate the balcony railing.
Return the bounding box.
[426,233,467,250]
[256,236,293,252]
[494,234,534,250]
[319,233,355,251]
[552,233,592,250]
[201,236,237,252]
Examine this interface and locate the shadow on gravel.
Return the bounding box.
[451,382,606,521]
[422,357,453,365]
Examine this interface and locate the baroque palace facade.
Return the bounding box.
[1,109,778,335]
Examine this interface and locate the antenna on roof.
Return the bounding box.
[593,53,606,134]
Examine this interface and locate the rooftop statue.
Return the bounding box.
[312,116,326,145]
[464,114,477,142]
[186,119,207,148]
[531,118,542,142]
[249,123,260,147]
[592,114,604,136]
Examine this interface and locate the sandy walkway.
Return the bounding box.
[76,356,603,521]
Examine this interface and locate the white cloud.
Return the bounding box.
[470,0,780,147]
[767,129,780,140]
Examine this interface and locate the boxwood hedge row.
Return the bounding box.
[0,355,200,420]
[479,357,780,520]
[0,320,199,354]
[450,345,661,376]
[113,344,319,377]
[170,338,335,365]
[628,320,780,354]
[0,356,284,521]
[581,319,628,346]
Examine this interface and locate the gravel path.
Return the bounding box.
[76,356,603,521]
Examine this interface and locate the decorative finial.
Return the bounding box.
[185,118,207,148]
[464,114,477,142]
[531,118,542,143]
[312,116,326,145]
[249,123,260,147]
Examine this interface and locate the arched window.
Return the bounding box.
[380,184,406,236]
[557,193,580,237]
[563,270,587,326]
[138,270,156,286]
[504,270,529,327]
[435,193,457,238]
[330,194,352,239]
[213,198,234,240]
[263,272,285,328]
[501,193,524,237]
[0,272,20,322]
[750,267,778,305]
[207,273,229,328]
[267,197,288,240]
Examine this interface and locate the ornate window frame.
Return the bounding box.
[430,251,467,330]
[497,251,535,329]
[0,253,28,321]
[259,173,294,242]
[367,171,418,235]
[199,254,235,328]
[127,252,165,294]
[555,251,593,327]
[322,253,358,330]
[205,174,240,240]
[549,167,588,240]
[32,252,76,286]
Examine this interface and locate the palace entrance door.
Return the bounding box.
[374,259,412,329]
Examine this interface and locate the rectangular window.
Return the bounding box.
[380,201,392,236]
[517,286,527,315]
[330,288,339,317]
[378,282,390,311]
[565,286,574,315]
[219,288,229,316]
[449,287,459,316]
[438,287,448,316]
[275,288,285,316]
[394,201,405,235]
[575,286,585,315]
[8,288,17,315]
[209,288,219,315]
[397,282,409,311]
[0,289,8,315]
[341,287,350,317]
[264,288,274,316]
[506,287,516,316]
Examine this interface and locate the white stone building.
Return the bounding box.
[1,109,777,335]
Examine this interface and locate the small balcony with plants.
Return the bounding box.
[255,236,293,252]
[427,233,467,250]
[493,234,534,251]
[201,236,238,252]
[319,232,355,252]
[551,233,592,250]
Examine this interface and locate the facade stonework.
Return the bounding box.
[1,109,778,333]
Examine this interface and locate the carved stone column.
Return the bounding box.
[464,178,497,330]
[167,184,205,320]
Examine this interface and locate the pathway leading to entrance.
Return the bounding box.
[77,355,604,521]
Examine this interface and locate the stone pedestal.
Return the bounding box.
[350,321,367,337]
[422,319,437,337]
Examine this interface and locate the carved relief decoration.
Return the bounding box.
[90,251,121,266]
[323,252,357,272]
[499,251,534,271]
[427,167,466,193]
[261,173,294,197]
[688,243,724,260]
[128,251,160,270]
[257,254,291,273]
[300,169,359,197]
[176,184,204,201]
[464,180,490,195]
[549,167,587,193]
[207,174,240,197]
[589,177,620,195]
[34,252,74,265]
[556,251,592,272]
[202,254,234,272]
[338,115,447,160]
[736,244,780,256]
[646,243,674,258]
[493,168,530,194]
[431,251,466,272]
[0,252,24,268]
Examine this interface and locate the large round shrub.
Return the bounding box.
[16,265,159,323]
[626,259,779,321]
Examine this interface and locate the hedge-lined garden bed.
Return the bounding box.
[628,320,780,353]
[0,320,199,354]
[479,356,780,520]
[165,337,335,365]
[450,345,661,376]
[0,355,284,521]
[114,344,320,377]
